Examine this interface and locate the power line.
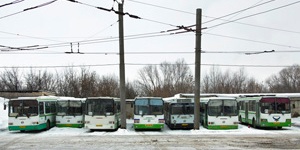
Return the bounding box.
[0,0,24,8]
[127,0,195,15]
[203,32,300,49]
[0,0,58,20]
[0,63,295,69]
[207,1,300,29]
[203,0,276,25]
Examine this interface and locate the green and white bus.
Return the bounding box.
[56,97,86,128]
[133,97,164,130]
[200,97,239,130]
[237,96,292,128]
[84,97,120,130]
[163,97,194,129]
[7,96,58,131]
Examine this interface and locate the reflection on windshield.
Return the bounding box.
[9,100,38,117]
[57,101,83,116]
[261,98,290,114]
[171,104,194,114]
[134,98,163,115]
[86,99,114,116]
[208,100,238,116]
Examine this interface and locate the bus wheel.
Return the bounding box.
[252,119,256,128]
[46,120,50,130]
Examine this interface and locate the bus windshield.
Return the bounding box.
[9,100,38,117]
[57,101,83,116]
[86,99,114,116]
[171,103,194,114]
[208,99,238,116]
[261,98,290,114]
[134,98,163,115]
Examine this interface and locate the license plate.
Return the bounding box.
[220,126,228,128]
[182,124,188,126]
[19,126,26,128]
[145,124,153,127]
[96,124,103,127]
[274,122,280,124]
[66,124,72,127]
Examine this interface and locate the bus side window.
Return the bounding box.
[39,102,44,114]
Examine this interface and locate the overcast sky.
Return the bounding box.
[0,0,299,82]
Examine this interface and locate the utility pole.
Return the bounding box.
[119,1,126,129]
[194,8,202,130]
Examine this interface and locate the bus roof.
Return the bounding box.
[200,97,236,104]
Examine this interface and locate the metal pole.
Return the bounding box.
[119,2,126,129]
[194,8,202,130]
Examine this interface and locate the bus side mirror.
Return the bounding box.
[4,104,6,110]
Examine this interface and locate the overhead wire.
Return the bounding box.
[0,0,58,20]
[0,63,294,69]
[0,0,24,8]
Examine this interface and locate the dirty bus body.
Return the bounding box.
[237,96,291,128]
[163,97,194,129]
[84,97,120,131]
[200,97,239,130]
[56,97,86,128]
[7,96,58,131]
[133,97,164,130]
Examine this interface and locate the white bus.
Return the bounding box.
[84,97,120,131]
[133,97,164,130]
[163,97,194,129]
[56,97,86,128]
[200,97,239,130]
[7,96,58,131]
[237,96,291,129]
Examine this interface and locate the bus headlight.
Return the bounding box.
[9,123,13,125]
[56,121,60,123]
[208,122,214,125]
[134,119,140,123]
[109,121,114,124]
[261,119,267,122]
[159,119,165,123]
[85,121,90,124]
[32,122,39,124]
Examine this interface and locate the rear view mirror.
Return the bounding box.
[4,104,6,110]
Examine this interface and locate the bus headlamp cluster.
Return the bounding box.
[32,122,39,124]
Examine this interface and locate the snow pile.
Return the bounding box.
[0,97,8,130]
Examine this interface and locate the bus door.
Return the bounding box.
[245,102,249,124]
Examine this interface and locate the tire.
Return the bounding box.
[252,119,256,128]
[46,120,50,130]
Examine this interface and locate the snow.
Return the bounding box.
[0,97,8,130]
[1,98,300,136]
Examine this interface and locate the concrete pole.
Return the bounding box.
[119,2,126,129]
[194,8,202,130]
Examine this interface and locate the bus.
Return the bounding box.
[237,96,292,129]
[200,97,239,130]
[56,97,86,128]
[84,97,120,130]
[133,97,164,130]
[7,96,58,131]
[163,97,194,129]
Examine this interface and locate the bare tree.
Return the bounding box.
[201,67,265,93]
[0,68,23,91]
[96,74,119,97]
[136,59,194,97]
[266,64,300,92]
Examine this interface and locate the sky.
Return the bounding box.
[0,0,300,82]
